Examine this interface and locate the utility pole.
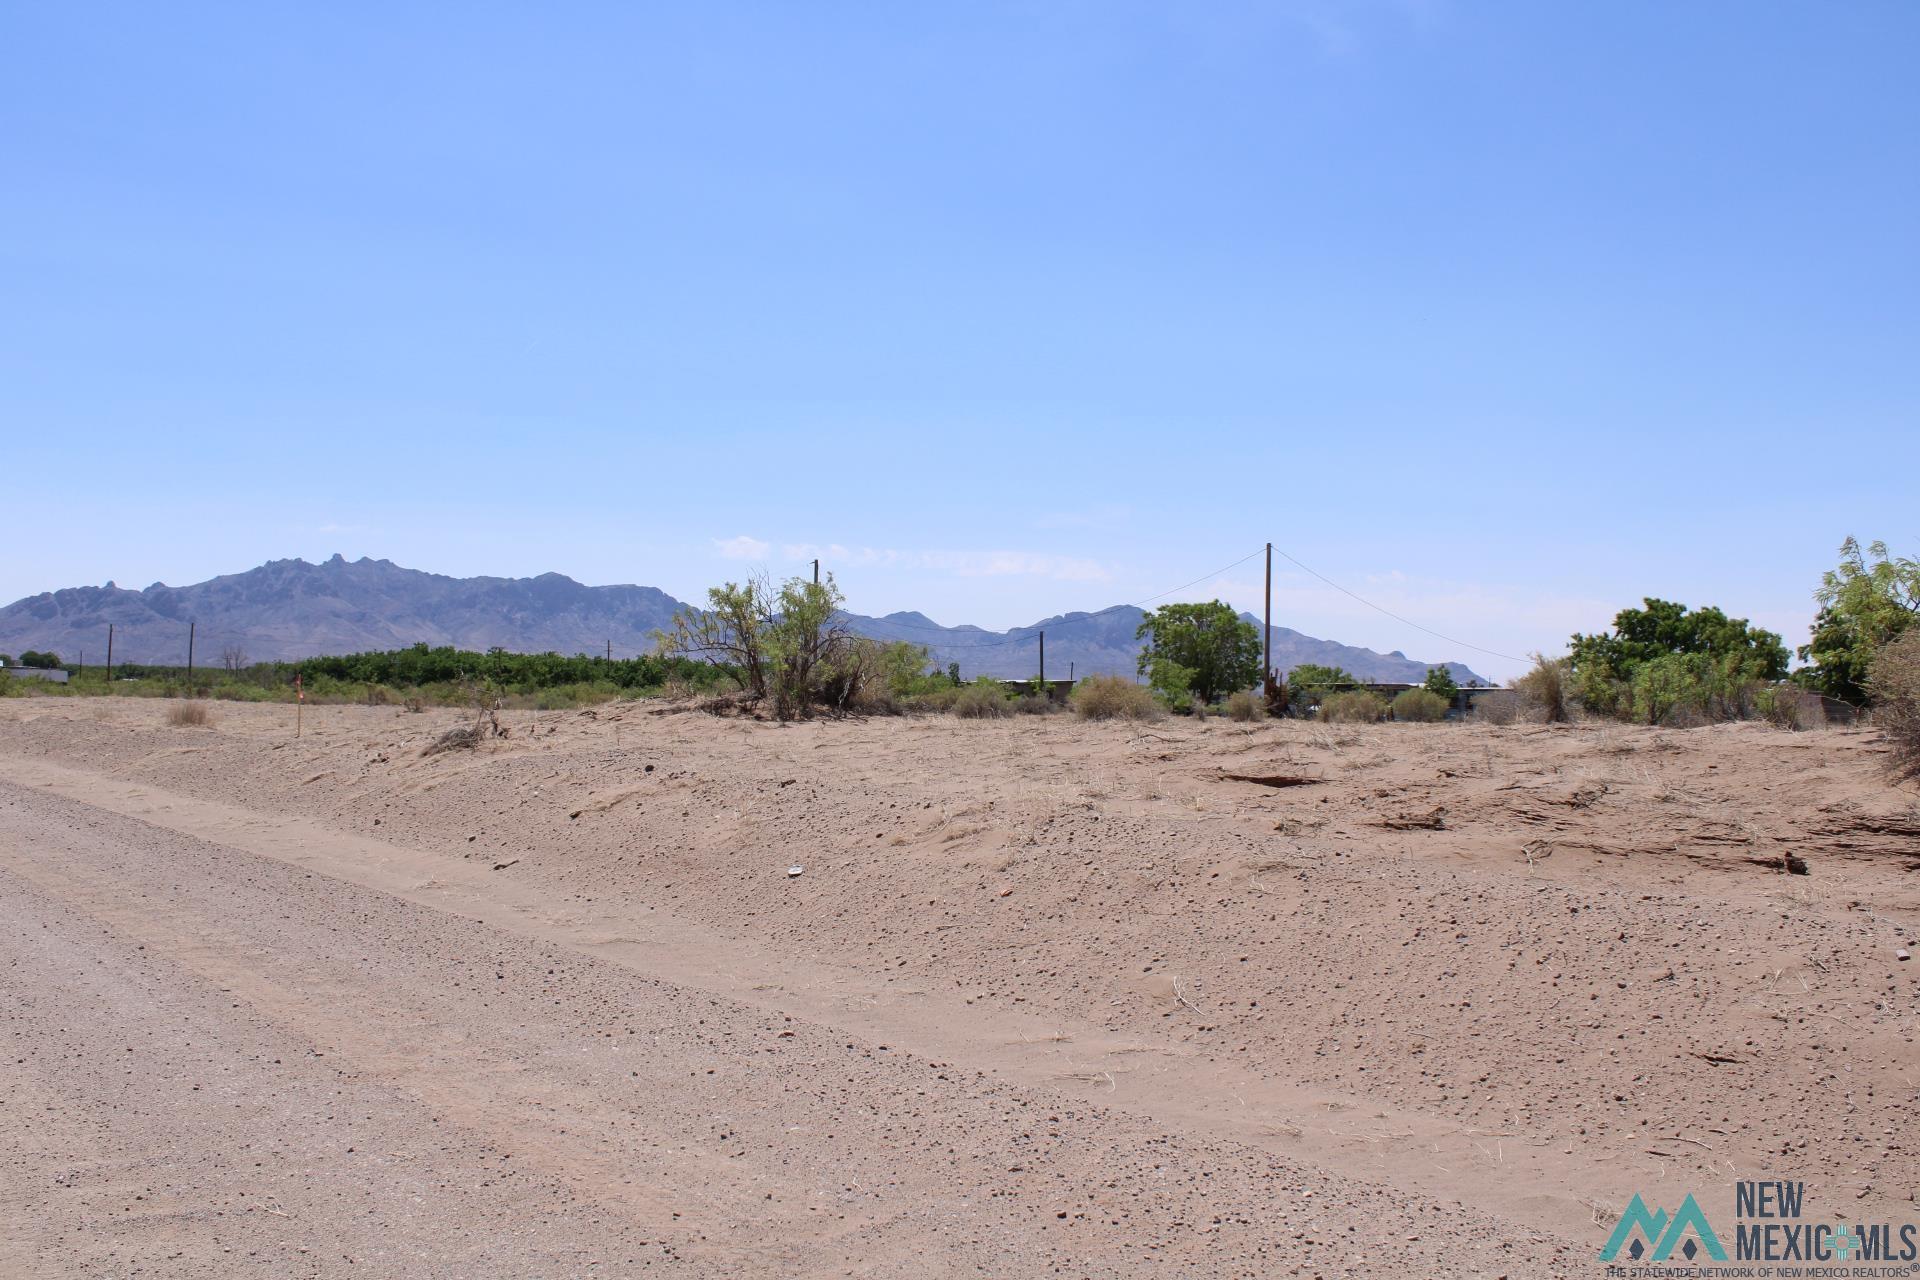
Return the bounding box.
[1264,542,1273,684]
[1038,629,1045,694]
[186,621,195,689]
[106,623,114,683]
[812,558,820,585]
[606,638,612,662]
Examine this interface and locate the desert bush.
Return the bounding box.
[1320,690,1386,723]
[1225,689,1262,721]
[1868,631,1920,780]
[1286,663,1356,717]
[1469,690,1520,724]
[900,686,962,714]
[953,680,1013,719]
[1756,684,1827,731]
[1013,694,1056,715]
[1070,675,1162,722]
[1512,653,1571,722]
[1391,688,1449,722]
[658,572,892,720]
[166,700,212,727]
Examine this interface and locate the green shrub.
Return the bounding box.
[1145,658,1195,713]
[1868,631,1920,780]
[953,680,1013,719]
[1392,688,1449,722]
[1225,689,1262,721]
[1320,690,1386,723]
[1422,667,1459,700]
[1070,675,1162,721]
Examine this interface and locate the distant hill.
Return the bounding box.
[848,605,1488,686]
[0,556,683,665]
[0,555,1488,685]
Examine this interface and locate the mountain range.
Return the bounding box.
[0,556,1489,685]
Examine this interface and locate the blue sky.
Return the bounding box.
[4,2,1915,679]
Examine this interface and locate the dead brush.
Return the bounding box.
[1870,631,1920,781]
[166,700,212,728]
[423,679,505,756]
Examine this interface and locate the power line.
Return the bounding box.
[1269,546,1529,664]
[829,542,1526,666]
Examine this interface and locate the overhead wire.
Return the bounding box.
[826,542,1523,664]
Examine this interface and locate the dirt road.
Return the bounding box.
[0,775,1570,1277]
[3,697,1914,1276]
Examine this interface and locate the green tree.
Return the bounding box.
[1568,599,1786,721]
[1135,601,1259,705]
[1798,538,1920,705]
[655,572,861,719]
[946,661,961,687]
[1422,666,1459,700]
[18,650,61,669]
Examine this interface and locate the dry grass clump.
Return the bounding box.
[1225,690,1262,721]
[1512,653,1571,722]
[1320,690,1386,723]
[1869,631,1920,780]
[1070,675,1163,722]
[1391,688,1449,722]
[953,682,1013,719]
[166,700,212,728]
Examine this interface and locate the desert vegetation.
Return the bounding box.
[1869,630,1920,779]
[655,571,952,720]
[165,700,211,727]
[14,538,1919,741]
[1071,674,1163,721]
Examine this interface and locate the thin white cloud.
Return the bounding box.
[713,534,772,560]
[772,541,1112,583]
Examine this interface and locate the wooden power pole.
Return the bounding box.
[813,558,820,585]
[186,621,195,688]
[106,623,113,682]
[1038,630,1045,694]
[1264,542,1273,683]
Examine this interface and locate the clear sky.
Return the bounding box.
[4,3,1915,679]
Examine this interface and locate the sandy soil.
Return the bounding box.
[2,695,1916,1277]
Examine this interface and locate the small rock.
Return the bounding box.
[1898,948,1911,962]
[787,865,804,878]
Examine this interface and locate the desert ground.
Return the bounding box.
[1,696,1915,1278]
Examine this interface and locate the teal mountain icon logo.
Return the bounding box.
[1600,1193,1728,1262]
